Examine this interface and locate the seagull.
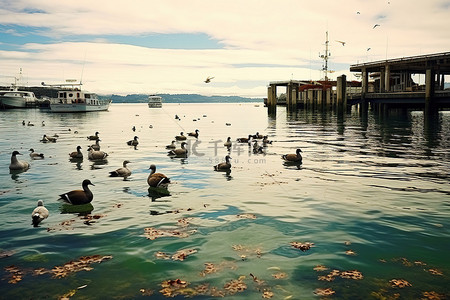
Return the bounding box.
[336,40,346,46]
[356,11,360,14]
[367,48,371,51]
[204,76,214,83]
[373,24,380,29]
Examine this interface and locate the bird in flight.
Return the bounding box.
[373,24,380,29]
[336,40,346,46]
[356,11,360,14]
[367,47,371,51]
[204,76,215,83]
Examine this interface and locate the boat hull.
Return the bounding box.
[0,96,36,108]
[148,102,162,108]
[50,100,111,112]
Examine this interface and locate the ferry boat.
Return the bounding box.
[148,94,163,108]
[46,82,111,113]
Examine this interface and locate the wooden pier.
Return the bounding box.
[267,52,450,114]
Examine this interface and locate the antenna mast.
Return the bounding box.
[319,31,331,81]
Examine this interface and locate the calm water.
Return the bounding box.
[0,103,449,299]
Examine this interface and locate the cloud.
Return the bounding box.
[0,0,449,96]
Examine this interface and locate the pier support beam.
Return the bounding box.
[425,68,437,116]
[337,75,347,114]
[267,85,277,114]
[380,68,385,92]
[385,64,391,92]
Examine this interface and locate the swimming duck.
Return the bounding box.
[41,134,57,143]
[166,140,176,149]
[188,129,199,138]
[253,140,264,154]
[214,155,232,171]
[237,135,252,143]
[90,139,101,151]
[22,120,25,125]
[282,148,302,162]
[109,160,131,179]
[69,146,83,159]
[87,146,108,160]
[127,136,139,146]
[87,131,100,141]
[252,132,263,139]
[147,164,171,188]
[27,121,34,126]
[29,148,44,160]
[175,132,187,141]
[132,126,136,132]
[59,179,95,205]
[224,137,232,148]
[168,142,188,157]
[31,200,49,227]
[41,121,45,126]
[262,136,272,146]
[9,151,30,171]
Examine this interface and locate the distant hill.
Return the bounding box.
[101,93,263,103]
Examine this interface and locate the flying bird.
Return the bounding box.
[336,40,346,46]
[356,11,360,14]
[373,24,380,29]
[204,76,214,83]
[367,47,371,51]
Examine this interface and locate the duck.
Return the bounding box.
[214,155,232,171]
[253,140,264,154]
[31,200,49,227]
[262,136,272,146]
[188,129,199,138]
[175,132,187,141]
[87,131,100,141]
[224,137,232,148]
[22,120,25,125]
[59,179,95,205]
[132,126,136,132]
[9,151,30,171]
[109,160,131,179]
[237,135,252,143]
[282,148,302,163]
[90,139,101,151]
[252,132,263,139]
[168,142,188,157]
[147,164,171,188]
[29,148,44,160]
[166,140,176,149]
[69,146,83,159]
[87,146,108,160]
[27,121,34,126]
[41,121,45,126]
[127,136,139,146]
[41,134,57,143]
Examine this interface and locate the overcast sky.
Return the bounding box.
[0,0,449,97]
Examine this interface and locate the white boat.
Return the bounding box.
[0,88,37,108]
[148,94,163,108]
[47,83,111,113]
[0,72,38,108]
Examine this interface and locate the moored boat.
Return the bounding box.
[45,82,111,113]
[148,94,163,108]
[0,89,37,108]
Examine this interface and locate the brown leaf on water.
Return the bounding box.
[160,279,195,298]
[177,217,192,227]
[340,270,363,280]
[155,252,171,260]
[392,257,414,267]
[172,249,197,261]
[139,288,153,296]
[236,213,257,219]
[113,203,123,208]
[144,227,191,240]
[422,291,445,300]
[426,268,443,276]
[51,255,112,278]
[313,265,329,272]
[200,261,237,277]
[47,219,76,232]
[0,250,16,259]
[232,244,263,259]
[345,249,357,256]
[224,278,247,295]
[4,265,23,284]
[290,241,314,252]
[262,289,274,298]
[59,289,77,299]
[314,288,336,296]
[389,279,412,288]
[271,272,287,279]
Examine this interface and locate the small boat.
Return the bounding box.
[148,94,163,108]
[0,71,38,109]
[45,82,111,113]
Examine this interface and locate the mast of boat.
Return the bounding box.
[319,31,331,81]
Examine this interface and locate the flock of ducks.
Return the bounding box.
[9,120,303,227]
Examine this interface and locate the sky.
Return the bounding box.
[0,0,449,97]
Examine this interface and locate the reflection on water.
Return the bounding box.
[0,104,449,299]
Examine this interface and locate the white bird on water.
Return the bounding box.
[31,200,49,227]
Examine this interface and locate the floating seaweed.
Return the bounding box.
[426,268,443,276]
[51,255,113,278]
[318,269,363,281]
[4,265,23,284]
[154,249,198,261]
[422,291,445,300]
[236,213,257,219]
[271,272,287,279]
[314,265,329,272]
[200,261,237,277]
[159,279,195,297]
[345,249,357,256]
[177,217,193,227]
[290,241,314,252]
[232,244,262,260]
[0,250,15,259]
[224,276,247,295]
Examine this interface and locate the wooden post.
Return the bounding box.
[337,75,347,113]
[385,64,390,92]
[267,85,277,114]
[425,68,436,116]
